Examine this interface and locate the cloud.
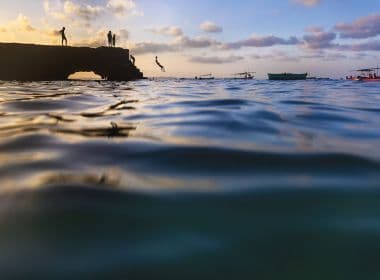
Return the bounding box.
[293,0,322,7]
[252,50,301,62]
[73,29,108,47]
[176,35,219,48]
[300,51,375,61]
[14,14,36,32]
[43,0,65,20]
[335,13,380,39]
[222,35,299,49]
[300,25,380,52]
[147,26,183,37]
[0,13,36,33]
[131,42,179,55]
[305,26,324,33]
[338,40,380,52]
[132,33,294,55]
[323,52,347,60]
[0,14,66,45]
[189,55,243,64]
[303,51,348,61]
[350,53,373,60]
[302,28,337,49]
[252,49,351,62]
[300,24,380,52]
[200,21,223,33]
[130,34,219,55]
[64,1,104,21]
[44,0,104,23]
[44,0,140,23]
[107,0,140,17]
[118,29,130,40]
[73,28,131,47]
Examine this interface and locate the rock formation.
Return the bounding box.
[0,43,143,81]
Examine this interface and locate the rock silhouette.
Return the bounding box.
[0,43,143,81]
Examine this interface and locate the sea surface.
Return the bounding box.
[0,79,380,279]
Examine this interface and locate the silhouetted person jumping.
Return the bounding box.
[130,55,136,65]
[107,31,113,47]
[112,34,116,47]
[155,56,166,72]
[59,27,67,46]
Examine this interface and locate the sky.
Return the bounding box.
[0,0,380,78]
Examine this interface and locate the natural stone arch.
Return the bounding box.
[0,43,143,81]
[67,71,103,80]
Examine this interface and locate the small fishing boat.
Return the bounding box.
[233,72,255,80]
[195,74,215,80]
[268,73,307,80]
[346,68,380,82]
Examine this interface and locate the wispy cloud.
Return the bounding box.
[130,35,219,55]
[130,32,302,55]
[302,28,337,49]
[15,14,36,32]
[119,29,130,40]
[293,0,322,7]
[131,41,179,55]
[252,50,301,62]
[189,55,243,64]
[147,26,183,37]
[200,21,223,33]
[107,0,141,17]
[44,0,140,25]
[335,13,380,39]
[74,28,131,47]
[0,13,36,33]
[73,29,108,47]
[338,40,380,52]
[176,35,218,48]
[0,13,65,44]
[222,35,299,49]
[44,0,105,23]
[251,49,371,62]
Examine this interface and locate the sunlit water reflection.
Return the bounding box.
[0,79,379,279]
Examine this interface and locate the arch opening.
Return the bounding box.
[68,71,104,81]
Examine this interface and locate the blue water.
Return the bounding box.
[0,79,380,279]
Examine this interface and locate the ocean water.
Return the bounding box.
[0,79,380,279]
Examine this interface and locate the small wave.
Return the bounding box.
[173,98,249,108]
[1,186,380,278]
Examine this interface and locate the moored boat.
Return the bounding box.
[268,73,307,80]
[359,78,380,82]
[233,72,255,80]
[195,74,215,80]
[346,68,380,82]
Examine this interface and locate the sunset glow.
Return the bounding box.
[1,0,380,78]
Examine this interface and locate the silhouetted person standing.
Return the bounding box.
[107,31,113,47]
[59,27,67,46]
[130,55,135,65]
[112,34,116,47]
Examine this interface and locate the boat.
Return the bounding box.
[233,72,255,80]
[268,73,307,80]
[195,74,215,80]
[346,68,380,82]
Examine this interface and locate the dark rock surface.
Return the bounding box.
[0,43,143,81]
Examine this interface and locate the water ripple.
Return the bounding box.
[0,79,380,278]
